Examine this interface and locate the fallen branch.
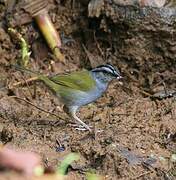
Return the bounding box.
[10,96,66,121]
[8,77,38,89]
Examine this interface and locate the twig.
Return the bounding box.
[20,75,34,98]
[82,44,94,63]
[10,96,66,121]
[131,171,151,179]
[151,75,176,90]
[8,77,38,89]
[93,31,104,57]
[139,89,153,97]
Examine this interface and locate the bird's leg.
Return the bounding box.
[64,105,92,131]
[72,113,92,131]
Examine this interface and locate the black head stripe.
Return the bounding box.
[92,64,121,77]
[104,64,116,71]
[96,64,115,72]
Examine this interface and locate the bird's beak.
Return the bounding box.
[116,75,123,85]
[117,75,123,80]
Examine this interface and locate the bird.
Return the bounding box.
[14,64,122,131]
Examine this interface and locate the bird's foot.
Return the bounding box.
[68,123,92,131]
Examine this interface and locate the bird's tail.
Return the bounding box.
[12,65,41,76]
[11,64,50,84]
[12,65,58,92]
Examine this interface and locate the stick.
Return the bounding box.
[10,96,66,121]
[8,77,38,89]
[132,171,151,179]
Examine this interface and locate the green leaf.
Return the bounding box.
[33,165,44,176]
[86,172,100,180]
[57,153,79,175]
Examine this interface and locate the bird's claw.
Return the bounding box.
[68,123,92,131]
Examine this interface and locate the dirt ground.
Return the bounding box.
[0,0,176,179]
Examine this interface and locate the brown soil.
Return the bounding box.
[0,0,175,179]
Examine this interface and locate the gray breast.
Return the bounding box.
[72,80,108,107]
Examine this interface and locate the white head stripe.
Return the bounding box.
[98,67,114,73]
[92,64,121,77]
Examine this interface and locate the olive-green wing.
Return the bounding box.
[49,70,96,92]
